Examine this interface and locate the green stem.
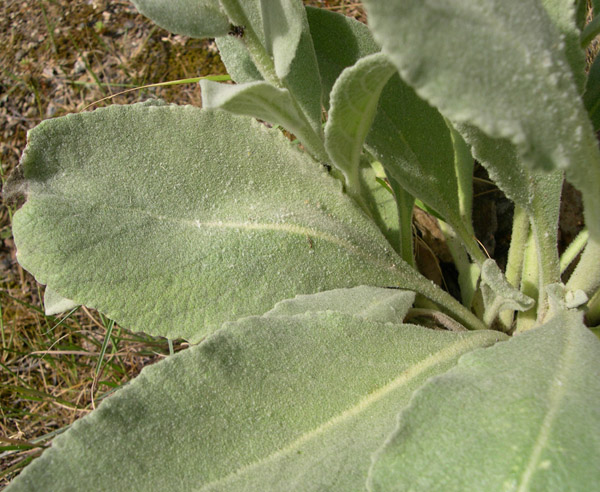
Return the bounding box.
[505,205,530,288]
[404,308,468,332]
[447,119,475,226]
[515,231,539,333]
[452,220,488,266]
[566,236,600,296]
[438,220,480,309]
[499,205,529,330]
[560,227,589,275]
[409,271,487,331]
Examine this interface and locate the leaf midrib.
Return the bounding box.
[196,333,494,491]
[27,195,404,277]
[517,324,574,490]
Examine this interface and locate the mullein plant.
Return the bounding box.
[5,0,600,490]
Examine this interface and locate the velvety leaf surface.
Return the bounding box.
[539,0,586,91]
[305,6,380,108]
[200,80,326,162]
[11,102,414,341]
[363,0,596,174]
[364,0,600,254]
[260,0,304,80]
[6,310,504,492]
[368,308,600,491]
[358,160,403,255]
[365,76,475,255]
[264,286,415,323]
[217,1,323,136]
[480,259,534,324]
[308,7,475,257]
[131,0,229,38]
[324,53,396,188]
[215,35,263,84]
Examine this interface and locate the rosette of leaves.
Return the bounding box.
[5,0,600,490]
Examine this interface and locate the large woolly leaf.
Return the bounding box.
[368,308,600,491]
[10,101,420,342]
[363,0,596,173]
[324,53,396,188]
[6,309,505,491]
[130,0,229,38]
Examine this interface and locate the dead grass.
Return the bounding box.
[0,0,365,486]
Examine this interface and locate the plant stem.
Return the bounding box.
[515,231,539,333]
[404,308,468,331]
[499,205,529,330]
[453,220,488,266]
[559,227,589,275]
[410,272,487,331]
[566,236,600,296]
[438,220,480,309]
[447,119,474,226]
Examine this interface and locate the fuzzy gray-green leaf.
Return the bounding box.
[324,53,396,187]
[306,6,380,108]
[131,0,229,38]
[216,1,323,136]
[539,0,586,91]
[260,0,303,80]
[6,311,504,492]
[200,80,326,161]
[480,259,535,325]
[368,308,600,491]
[363,0,599,176]
[265,286,415,323]
[11,102,413,342]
